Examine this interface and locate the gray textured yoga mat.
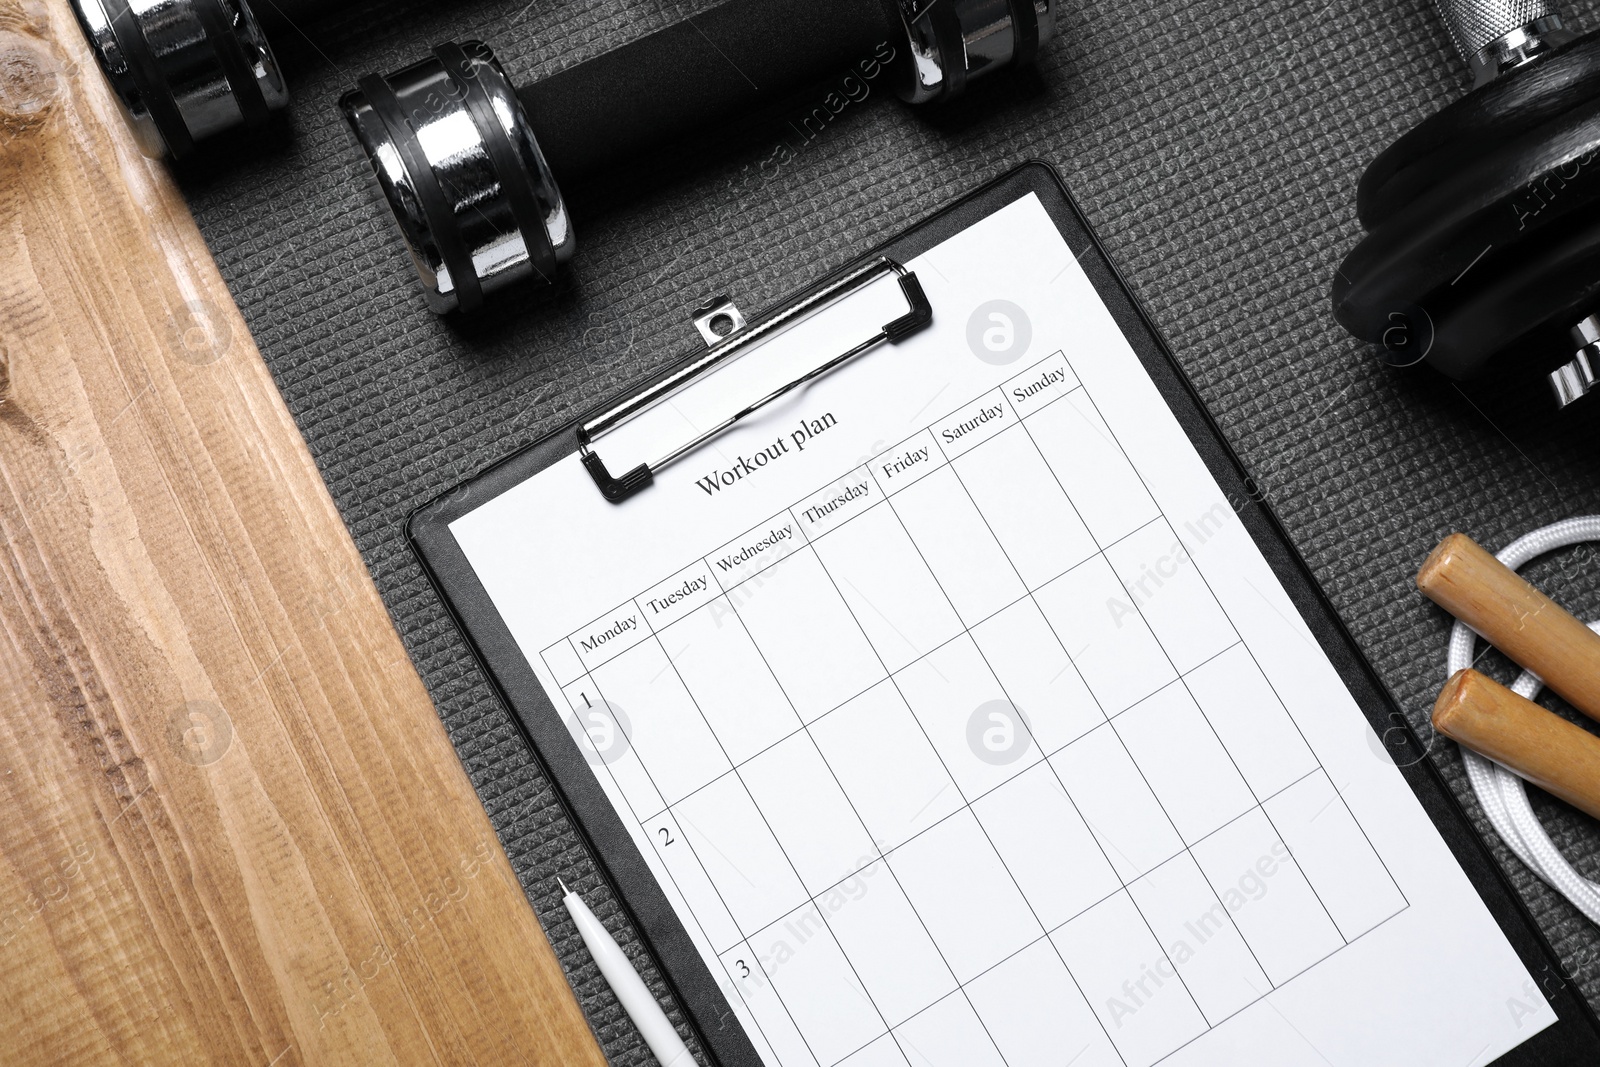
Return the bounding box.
[179,0,1600,1059]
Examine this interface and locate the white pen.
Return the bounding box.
[560,879,697,1067]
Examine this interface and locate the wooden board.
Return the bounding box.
[0,3,606,1064]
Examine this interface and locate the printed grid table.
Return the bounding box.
[539,351,1409,1067]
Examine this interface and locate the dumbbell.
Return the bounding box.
[1331,0,1600,407]
[70,0,359,160]
[341,0,1055,315]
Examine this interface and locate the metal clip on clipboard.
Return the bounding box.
[576,257,932,503]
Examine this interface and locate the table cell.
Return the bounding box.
[709,513,809,590]
[1002,351,1078,417]
[932,389,1014,460]
[887,810,1042,983]
[1183,646,1318,799]
[966,939,1123,1067]
[749,903,888,1065]
[812,505,964,673]
[590,641,732,805]
[838,1034,910,1067]
[891,466,1025,626]
[642,808,742,953]
[743,732,880,896]
[1025,390,1160,546]
[952,424,1097,590]
[1036,556,1175,716]
[896,635,1040,801]
[971,597,1105,753]
[570,599,652,672]
[676,774,809,935]
[720,941,820,1067]
[1263,772,1406,940]
[561,678,665,818]
[1050,725,1184,883]
[893,991,1007,1067]
[973,762,1121,929]
[795,466,881,540]
[639,560,720,631]
[821,858,957,1026]
[871,429,948,497]
[1051,891,1208,1067]
[1104,519,1238,674]
[540,638,585,686]
[661,598,803,765]
[1190,808,1344,986]
[1128,853,1270,1024]
[733,550,887,721]
[810,681,963,851]
[1115,683,1256,845]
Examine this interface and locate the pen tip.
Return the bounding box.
[557,877,570,895]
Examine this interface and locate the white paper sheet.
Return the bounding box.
[451,194,1552,1067]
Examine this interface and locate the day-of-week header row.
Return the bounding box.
[561,514,812,671]
[554,352,1077,675]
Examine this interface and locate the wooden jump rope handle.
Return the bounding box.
[1418,533,1600,725]
[1434,670,1600,822]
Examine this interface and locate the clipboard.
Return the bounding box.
[410,162,1600,1066]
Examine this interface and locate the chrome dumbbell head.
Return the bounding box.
[340,42,575,316]
[1434,0,1576,85]
[343,0,1054,314]
[892,0,1055,103]
[69,0,288,159]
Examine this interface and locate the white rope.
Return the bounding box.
[1445,516,1600,925]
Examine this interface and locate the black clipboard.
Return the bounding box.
[409,162,1600,1066]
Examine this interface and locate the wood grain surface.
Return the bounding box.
[0,2,605,1063]
[1433,669,1600,822]
[1418,532,1600,724]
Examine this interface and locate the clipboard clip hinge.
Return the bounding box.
[578,447,654,503]
[576,257,932,505]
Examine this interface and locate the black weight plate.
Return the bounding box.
[1426,206,1600,378]
[1334,96,1600,344]
[1359,28,1600,228]
[101,0,194,159]
[192,0,271,131]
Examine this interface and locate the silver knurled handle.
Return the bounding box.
[1433,0,1561,60]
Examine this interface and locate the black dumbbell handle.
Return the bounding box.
[518,0,900,189]
[248,0,348,35]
